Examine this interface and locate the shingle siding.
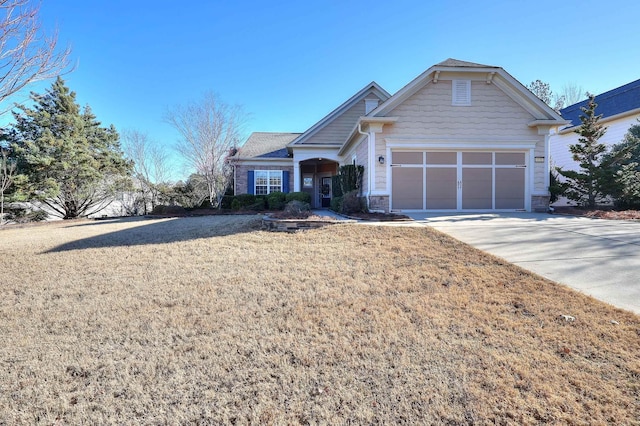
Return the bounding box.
[355,139,368,194]
[375,80,544,193]
[303,94,384,145]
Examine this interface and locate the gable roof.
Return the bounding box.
[559,78,640,128]
[372,58,565,123]
[288,81,391,146]
[435,58,496,68]
[236,132,301,159]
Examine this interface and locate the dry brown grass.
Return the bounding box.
[0,216,639,424]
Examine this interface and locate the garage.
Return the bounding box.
[391,151,527,211]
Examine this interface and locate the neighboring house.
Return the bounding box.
[550,79,640,206]
[233,59,567,212]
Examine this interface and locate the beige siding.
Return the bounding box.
[304,93,384,145]
[355,139,369,194]
[550,113,640,172]
[385,80,539,137]
[375,80,544,192]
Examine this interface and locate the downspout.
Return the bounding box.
[357,122,370,202]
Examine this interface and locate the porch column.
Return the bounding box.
[536,125,554,191]
[367,123,385,194]
[368,131,376,196]
[544,132,551,190]
[293,161,301,192]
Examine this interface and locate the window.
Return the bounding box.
[452,80,471,106]
[255,170,283,195]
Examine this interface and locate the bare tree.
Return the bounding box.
[165,92,245,208]
[0,146,16,224]
[0,0,72,114]
[122,129,172,214]
[559,82,586,107]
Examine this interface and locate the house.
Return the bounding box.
[549,79,640,205]
[233,59,567,212]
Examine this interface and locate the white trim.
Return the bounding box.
[254,170,284,195]
[288,82,391,147]
[293,162,301,192]
[386,140,538,150]
[558,107,640,134]
[389,148,530,212]
[452,80,471,106]
[236,159,292,166]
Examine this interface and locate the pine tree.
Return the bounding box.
[557,94,608,208]
[9,77,132,218]
[601,122,640,208]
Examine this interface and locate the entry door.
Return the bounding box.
[320,176,332,208]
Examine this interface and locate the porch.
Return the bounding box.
[296,158,339,209]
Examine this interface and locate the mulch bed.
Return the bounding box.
[552,206,640,220]
[341,211,412,221]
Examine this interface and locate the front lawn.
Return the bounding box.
[0,216,638,423]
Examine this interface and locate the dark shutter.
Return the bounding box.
[282,171,290,193]
[247,170,254,194]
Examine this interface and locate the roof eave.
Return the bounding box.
[338,116,399,156]
[288,81,391,147]
[559,106,640,134]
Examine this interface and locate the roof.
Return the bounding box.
[435,58,496,68]
[559,79,640,128]
[371,58,565,123]
[236,132,301,159]
[289,81,391,146]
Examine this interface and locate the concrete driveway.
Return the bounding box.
[407,212,640,315]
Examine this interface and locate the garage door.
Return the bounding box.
[391,151,526,211]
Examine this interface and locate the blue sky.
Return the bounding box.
[16,1,640,179]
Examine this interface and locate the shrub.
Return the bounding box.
[5,208,49,223]
[341,190,366,214]
[334,164,364,196]
[267,191,287,210]
[234,194,257,209]
[230,198,241,210]
[285,191,311,204]
[247,199,266,211]
[28,210,49,222]
[283,200,311,216]
[330,196,343,213]
[220,195,235,210]
[331,175,343,198]
[198,199,214,209]
[150,205,187,215]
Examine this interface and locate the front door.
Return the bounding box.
[320,176,332,208]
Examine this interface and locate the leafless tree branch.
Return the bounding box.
[165,92,245,207]
[0,0,72,114]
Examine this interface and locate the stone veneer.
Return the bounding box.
[531,195,550,212]
[368,195,389,212]
[262,217,354,232]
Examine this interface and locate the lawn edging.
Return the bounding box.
[261,215,355,232]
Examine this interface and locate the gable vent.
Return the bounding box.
[452,80,471,106]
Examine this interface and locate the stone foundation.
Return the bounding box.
[531,195,550,212]
[262,217,353,232]
[368,195,389,213]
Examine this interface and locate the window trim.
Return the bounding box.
[254,170,283,195]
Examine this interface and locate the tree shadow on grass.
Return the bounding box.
[45,215,263,253]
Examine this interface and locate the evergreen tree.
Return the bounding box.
[9,77,132,218]
[601,122,640,208]
[556,94,608,208]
